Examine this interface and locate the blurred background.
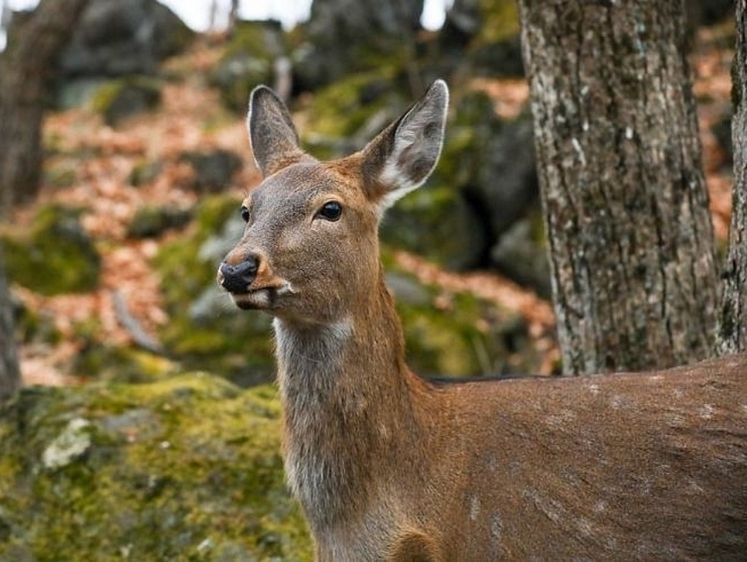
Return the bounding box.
[0,0,736,559]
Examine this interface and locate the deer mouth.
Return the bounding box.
[228,282,293,310]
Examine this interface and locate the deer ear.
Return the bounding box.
[247,86,305,177]
[359,80,448,210]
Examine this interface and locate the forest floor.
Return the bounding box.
[10,21,736,386]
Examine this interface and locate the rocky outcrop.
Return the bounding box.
[59,0,195,78]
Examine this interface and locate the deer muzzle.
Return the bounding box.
[219,256,258,294]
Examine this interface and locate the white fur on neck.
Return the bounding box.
[272,317,354,520]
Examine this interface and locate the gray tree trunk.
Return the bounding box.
[518,0,718,375]
[716,0,747,354]
[0,250,19,402]
[0,0,90,212]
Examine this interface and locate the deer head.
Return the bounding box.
[217,81,448,326]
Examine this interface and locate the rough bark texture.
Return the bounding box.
[0,0,90,212]
[717,0,747,354]
[0,250,19,402]
[518,0,718,375]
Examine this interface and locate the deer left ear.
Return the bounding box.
[359,80,448,210]
[247,85,306,177]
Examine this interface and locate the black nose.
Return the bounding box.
[220,256,259,293]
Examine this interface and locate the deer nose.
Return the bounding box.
[219,255,259,293]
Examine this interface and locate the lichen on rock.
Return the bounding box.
[0,374,313,561]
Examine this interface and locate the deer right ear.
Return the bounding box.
[359,80,448,212]
[247,86,305,177]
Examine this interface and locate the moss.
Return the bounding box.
[380,249,513,377]
[380,184,486,271]
[126,205,193,239]
[0,375,312,560]
[128,159,163,187]
[211,21,288,113]
[1,205,101,295]
[475,0,521,46]
[301,71,400,145]
[72,343,177,384]
[91,77,162,127]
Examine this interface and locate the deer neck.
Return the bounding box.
[272,276,422,528]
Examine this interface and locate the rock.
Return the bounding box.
[471,113,538,238]
[0,376,312,559]
[58,0,195,78]
[179,149,243,193]
[381,185,487,271]
[128,159,163,187]
[126,205,193,239]
[711,112,732,166]
[490,214,552,299]
[294,0,424,90]
[41,418,92,469]
[91,76,162,127]
[210,20,288,113]
[1,205,101,295]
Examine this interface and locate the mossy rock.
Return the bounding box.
[179,149,243,194]
[1,205,101,295]
[0,375,312,560]
[211,20,288,113]
[127,204,194,239]
[380,185,486,271]
[383,252,536,377]
[301,71,403,156]
[71,343,178,384]
[128,159,163,187]
[91,76,162,127]
[152,196,276,385]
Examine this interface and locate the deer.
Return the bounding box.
[217,80,747,561]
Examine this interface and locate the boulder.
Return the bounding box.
[210,20,288,113]
[58,0,195,78]
[0,375,312,560]
[179,149,243,193]
[1,205,100,296]
[91,76,162,127]
[126,205,193,239]
[294,0,424,90]
[490,214,552,299]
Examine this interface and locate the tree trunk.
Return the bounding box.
[518,0,718,375]
[0,249,19,402]
[0,0,90,212]
[716,0,747,354]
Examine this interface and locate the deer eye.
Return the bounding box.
[240,205,250,223]
[316,201,342,221]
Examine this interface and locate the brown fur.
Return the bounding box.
[218,82,747,560]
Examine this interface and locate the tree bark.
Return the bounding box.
[716,0,747,354]
[0,249,19,402]
[518,0,718,375]
[0,0,90,212]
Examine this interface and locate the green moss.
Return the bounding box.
[0,375,312,560]
[380,249,512,377]
[127,204,193,239]
[91,77,162,127]
[72,344,177,383]
[475,0,520,45]
[302,71,400,142]
[1,205,101,295]
[211,21,288,112]
[381,184,485,271]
